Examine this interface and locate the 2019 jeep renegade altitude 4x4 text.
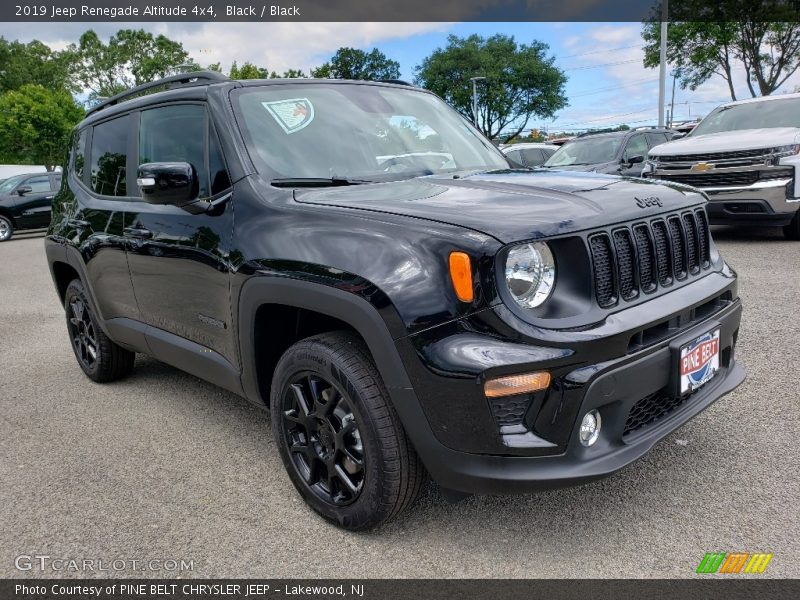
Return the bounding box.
[46,73,745,530]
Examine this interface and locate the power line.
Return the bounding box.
[570,78,658,98]
[563,59,640,71]
[556,44,643,60]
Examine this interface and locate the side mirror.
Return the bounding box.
[622,155,644,167]
[137,162,199,211]
[16,186,32,196]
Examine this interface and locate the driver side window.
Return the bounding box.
[140,104,219,199]
[623,135,648,163]
[24,175,52,193]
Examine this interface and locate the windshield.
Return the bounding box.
[691,97,800,136]
[0,174,26,194]
[233,84,508,181]
[544,135,623,167]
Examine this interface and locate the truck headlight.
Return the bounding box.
[643,159,657,176]
[504,242,555,308]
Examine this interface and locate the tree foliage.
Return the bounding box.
[70,29,191,100]
[415,34,567,142]
[643,3,800,100]
[311,47,400,80]
[0,84,84,168]
[0,38,76,94]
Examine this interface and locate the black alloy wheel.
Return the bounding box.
[282,373,365,506]
[67,295,99,371]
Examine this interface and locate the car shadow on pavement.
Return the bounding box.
[710,225,790,242]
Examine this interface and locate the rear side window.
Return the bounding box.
[520,148,546,166]
[140,104,213,198]
[90,117,129,197]
[71,129,87,181]
[25,175,51,193]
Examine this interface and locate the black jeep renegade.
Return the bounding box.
[45,72,745,530]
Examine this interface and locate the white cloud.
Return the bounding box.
[0,21,451,74]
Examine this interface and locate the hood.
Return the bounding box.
[293,170,704,244]
[541,161,618,173]
[650,127,800,157]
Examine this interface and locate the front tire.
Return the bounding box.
[65,279,135,382]
[271,331,425,530]
[0,215,13,242]
[783,211,800,240]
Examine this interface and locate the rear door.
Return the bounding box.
[65,115,141,322]
[14,174,54,229]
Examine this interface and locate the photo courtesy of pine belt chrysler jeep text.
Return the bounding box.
[45,72,745,530]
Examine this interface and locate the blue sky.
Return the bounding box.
[2,21,798,134]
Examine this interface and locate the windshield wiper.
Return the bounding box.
[271,177,372,188]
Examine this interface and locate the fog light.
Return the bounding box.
[579,410,601,447]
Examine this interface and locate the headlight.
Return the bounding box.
[504,242,555,308]
[643,159,657,175]
[773,144,800,158]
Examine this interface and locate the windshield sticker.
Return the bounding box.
[262,98,315,134]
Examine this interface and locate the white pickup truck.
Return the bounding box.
[643,93,800,239]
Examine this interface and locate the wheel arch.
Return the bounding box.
[238,276,415,409]
[0,207,16,228]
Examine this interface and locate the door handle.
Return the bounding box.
[123,227,153,239]
[67,218,90,228]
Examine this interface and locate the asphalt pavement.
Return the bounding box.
[1,227,798,578]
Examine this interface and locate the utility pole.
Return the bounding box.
[668,71,677,127]
[470,76,486,132]
[658,0,668,127]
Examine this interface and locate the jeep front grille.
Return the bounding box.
[589,209,711,308]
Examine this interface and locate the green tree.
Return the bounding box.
[311,47,400,80]
[415,34,568,142]
[643,3,800,99]
[0,38,77,94]
[71,29,191,100]
[0,84,84,169]
[229,60,269,79]
[269,68,307,78]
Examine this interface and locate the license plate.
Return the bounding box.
[679,329,720,395]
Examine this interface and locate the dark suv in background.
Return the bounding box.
[46,73,744,530]
[544,128,676,176]
[0,171,61,241]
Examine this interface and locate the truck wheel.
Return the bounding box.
[0,215,13,242]
[64,279,135,382]
[271,331,425,530]
[783,212,800,240]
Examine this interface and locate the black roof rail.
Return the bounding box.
[376,79,413,86]
[87,71,230,116]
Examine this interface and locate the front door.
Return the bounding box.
[619,134,649,177]
[125,103,237,364]
[14,173,54,229]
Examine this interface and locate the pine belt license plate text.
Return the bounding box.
[679,329,720,395]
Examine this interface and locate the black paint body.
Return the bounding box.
[45,80,744,493]
[0,171,61,233]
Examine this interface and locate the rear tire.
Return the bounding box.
[783,211,800,240]
[0,215,13,242]
[270,331,425,530]
[64,279,135,382]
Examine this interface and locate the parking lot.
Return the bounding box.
[0,227,798,578]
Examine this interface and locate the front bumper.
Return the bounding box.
[394,282,744,494]
[646,166,799,226]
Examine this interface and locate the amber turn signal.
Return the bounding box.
[448,251,474,303]
[484,372,551,398]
